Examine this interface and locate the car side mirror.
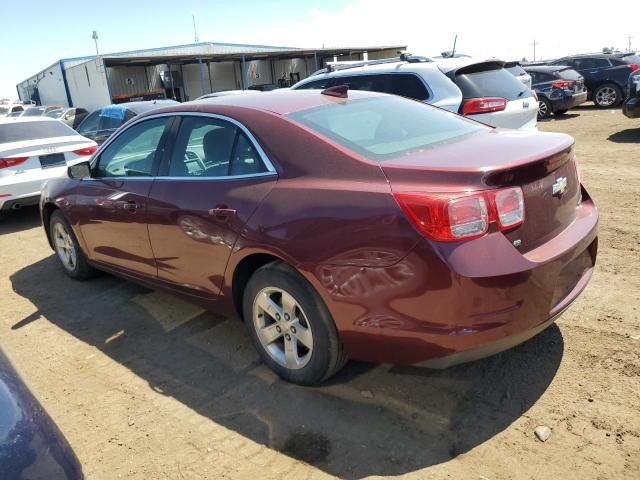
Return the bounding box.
[68,161,91,179]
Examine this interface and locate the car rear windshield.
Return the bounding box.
[505,64,526,76]
[22,107,46,116]
[287,96,486,161]
[557,68,582,80]
[452,64,531,100]
[0,121,79,143]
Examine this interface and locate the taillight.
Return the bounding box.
[629,63,639,72]
[73,145,98,156]
[393,187,525,242]
[0,157,28,169]
[551,80,575,89]
[531,90,538,101]
[461,97,507,115]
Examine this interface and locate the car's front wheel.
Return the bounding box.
[243,261,347,385]
[593,83,622,108]
[538,98,552,119]
[49,211,96,280]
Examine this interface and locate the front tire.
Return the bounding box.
[538,97,552,119]
[49,211,96,280]
[243,261,347,385]
[593,83,621,108]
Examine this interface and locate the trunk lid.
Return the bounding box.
[382,129,580,252]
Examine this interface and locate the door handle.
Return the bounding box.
[208,207,237,217]
[115,200,141,212]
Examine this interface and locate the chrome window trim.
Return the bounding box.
[90,111,277,178]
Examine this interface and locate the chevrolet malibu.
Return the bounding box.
[40,88,598,385]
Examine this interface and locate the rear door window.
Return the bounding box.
[166,116,267,177]
[452,65,530,100]
[333,75,389,93]
[390,74,429,100]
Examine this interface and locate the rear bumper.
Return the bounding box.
[552,91,588,111]
[0,194,40,211]
[320,188,598,366]
[623,97,640,118]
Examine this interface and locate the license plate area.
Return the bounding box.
[39,153,66,169]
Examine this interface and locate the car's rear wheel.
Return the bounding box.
[243,261,347,385]
[49,211,96,280]
[538,98,552,119]
[555,109,568,115]
[593,83,621,108]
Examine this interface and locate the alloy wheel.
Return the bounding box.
[53,222,77,272]
[538,100,548,118]
[253,287,313,370]
[595,87,617,107]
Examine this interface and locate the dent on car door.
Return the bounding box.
[146,115,277,298]
[74,117,173,276]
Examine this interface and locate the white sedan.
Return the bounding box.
[0,117,97,212]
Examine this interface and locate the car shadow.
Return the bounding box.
[539,113,580,122]
[10,256,564,479]
[0,206,41,235]
[608,128,640,143]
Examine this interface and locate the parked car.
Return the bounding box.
[40,89,598,385]
[524,66,587,119]
[548,54,638,107]
[6,110,24,118]
[46,108,90,129]
[0,117,97,213]
[623,69,640,119]
[292,55,538,130]
[22,105,63,117]
[0,103,26,117]
[0,346,83,479]
[77,100,178,144]
[504,61,532,89]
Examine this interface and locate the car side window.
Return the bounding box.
[78,111,100,134]
[336,75,388,93]
[295,78,332,90]
[594,58,611,68]
[390,74,429,100]
[95,118,169,177]
[167,116,267,177]
[574,58,597,70]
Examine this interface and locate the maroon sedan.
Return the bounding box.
[40,88,598,385]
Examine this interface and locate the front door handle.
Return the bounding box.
[208,207,237,217]
[115,200,141,212]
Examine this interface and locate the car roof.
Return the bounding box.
[524,65,569,73]
[151,89,389,116]
[0,116,60,125]
[556,53,616,60]
[101,99,179,114]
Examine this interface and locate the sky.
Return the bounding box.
[0,0,638,100]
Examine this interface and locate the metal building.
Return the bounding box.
[16,42,405,111]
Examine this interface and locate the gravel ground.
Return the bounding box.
[1,104,639,479]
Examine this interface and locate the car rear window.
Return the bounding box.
[557,68,582,80]
[452,64,531,100]
[505,64,527,76]
[0,121,79,143]
[287,96,486,161]
[22,107,46,116]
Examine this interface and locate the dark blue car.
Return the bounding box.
[0,347,83,479]
[623,69,640,119]
[524,66,587,119]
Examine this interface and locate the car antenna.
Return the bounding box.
[321,85,349,98]
[451,34,457,57]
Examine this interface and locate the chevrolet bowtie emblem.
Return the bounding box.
[552,176,568,197]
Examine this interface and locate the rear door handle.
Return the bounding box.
[208,207,237,217]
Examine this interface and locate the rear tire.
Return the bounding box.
[555,109,568,115]
[538,98,552,119]
[593,83,621,108]
[49,211,97,280]
[243,261,347,385]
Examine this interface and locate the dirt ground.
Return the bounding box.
[1,105,639,480]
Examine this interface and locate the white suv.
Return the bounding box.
[292,55,538,130]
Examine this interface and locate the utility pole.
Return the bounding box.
[192,12,199,43]
[628,35,634,53]
[92,30,99,56]
[532,39,538,61]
